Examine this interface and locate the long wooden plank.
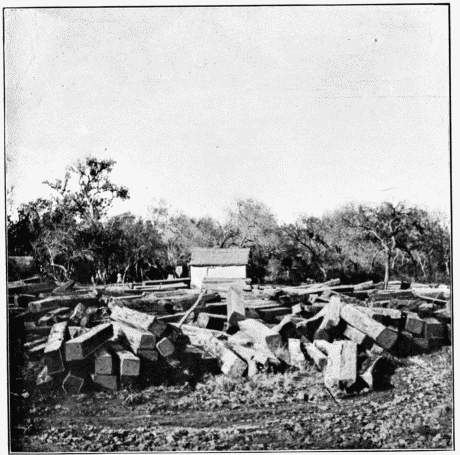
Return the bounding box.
[340,304,398,350]
[65,323,113,361]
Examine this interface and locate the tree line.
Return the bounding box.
[7,157,451,288]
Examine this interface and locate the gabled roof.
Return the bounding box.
[190,248,250,266]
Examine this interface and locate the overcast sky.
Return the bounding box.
[5,5,450,223]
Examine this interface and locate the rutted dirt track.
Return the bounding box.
[12,348,452,452]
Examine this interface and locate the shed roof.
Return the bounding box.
[190,248,250,266]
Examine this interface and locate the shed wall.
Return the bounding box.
[190,265,247,288]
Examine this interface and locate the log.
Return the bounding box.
[114,349,140,376]
[137,349,159,362]
[324,340,357,391]
[29,294,100,313]
[405,313,425,336]
[189,331,247,378]
[92,374,119,391]
[302,340,328,370]
[237,319,282,352]
[422,317,445,339]
[227,333,280,366]
[353,281,375,291]
[109,303,166,337]
[343,324,370,347]
[44,321,69,374]
[113,321,156,351]
[65,322,113,361]
[227,344,260,376]
[94,347,113,375]
[156,337,175,357]
[340,304,398,350]
[62,370,86,395]
[288,338,306,368]
[9,281,56,296]
[227,285,246,325]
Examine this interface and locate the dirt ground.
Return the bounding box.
[10,346,452,452]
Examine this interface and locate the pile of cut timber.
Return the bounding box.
[11,276,451,397]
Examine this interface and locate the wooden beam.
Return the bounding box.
[237,319,282,352]
[288,338,306,368]
[324,340,357,391]
[405,313,425,336]
[227,285,246,325]
[189,331,247,378]
[156,337,175,357]
[340,304,398,350]
[44,321,69,374]
[94,347,113,375]
[109,303,166,337]
[302,340,328,370]
[92,374,119,391]
[113,321,156,352]
[65,322,113,361]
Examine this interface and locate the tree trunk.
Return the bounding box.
[383,249,391,290]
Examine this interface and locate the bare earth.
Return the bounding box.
[11,347,452,452]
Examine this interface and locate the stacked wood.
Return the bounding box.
[28,294,101,313]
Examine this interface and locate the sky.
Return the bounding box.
[5,5,450,223]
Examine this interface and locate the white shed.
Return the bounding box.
[190,248,250,288]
